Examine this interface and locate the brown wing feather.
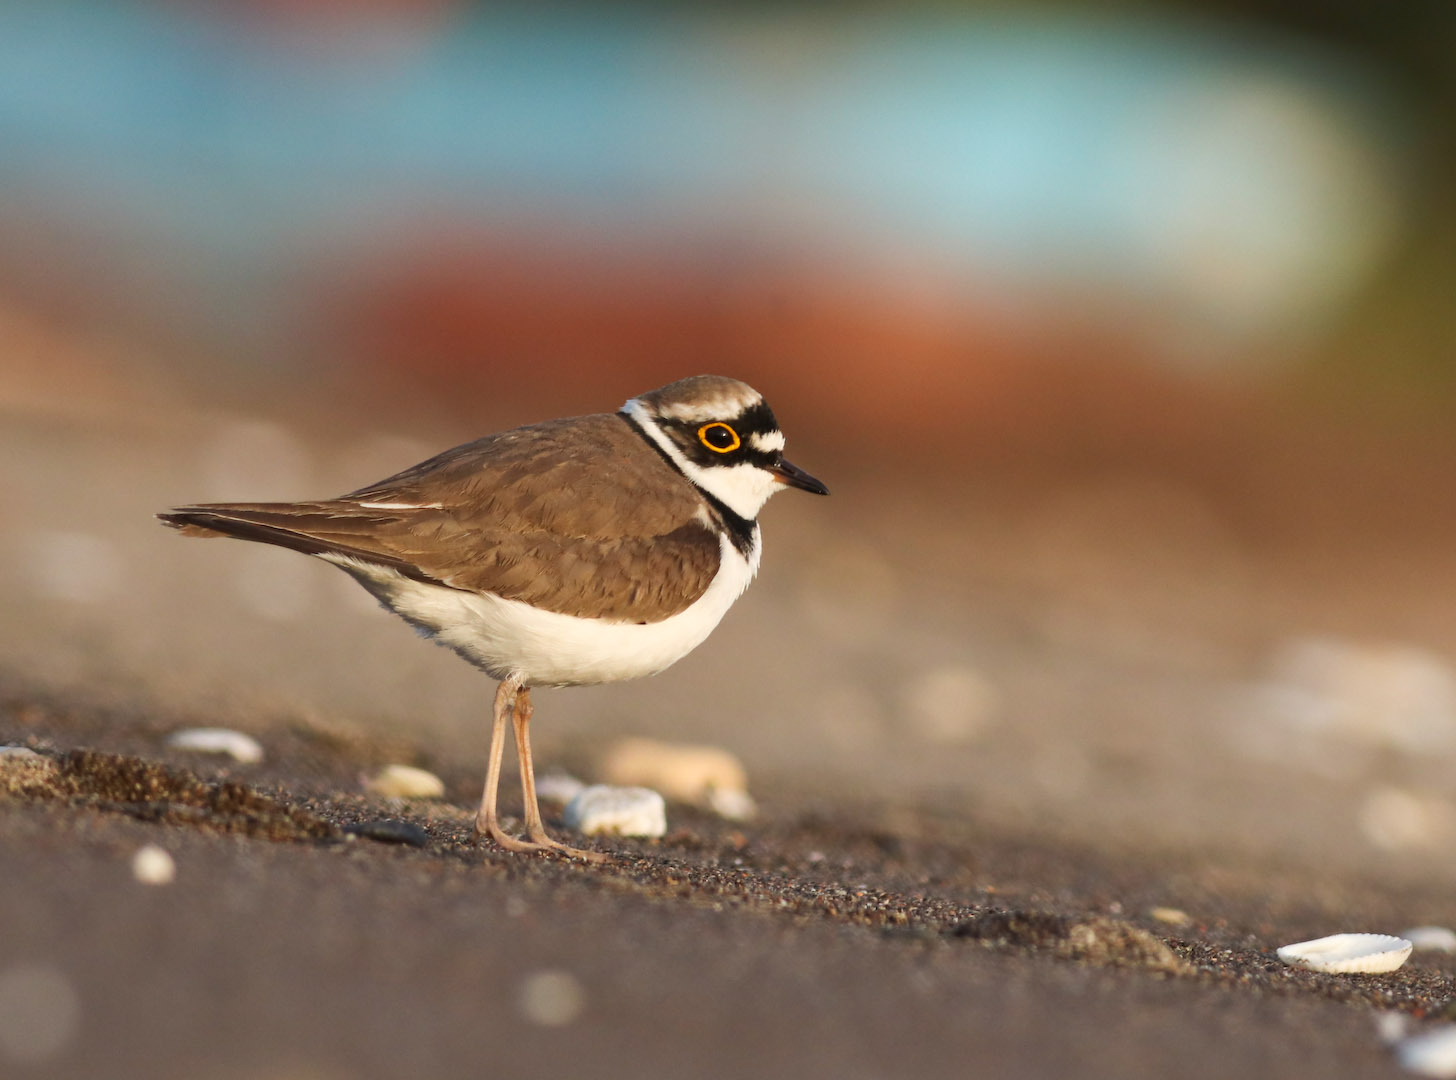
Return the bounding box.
[160,414,723,622]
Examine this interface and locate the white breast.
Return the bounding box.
[322,530,761,688]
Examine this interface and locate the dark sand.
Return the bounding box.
[1,692,1448,1080]
[7,378,1456,1079]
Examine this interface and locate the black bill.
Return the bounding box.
[767,456,829,495]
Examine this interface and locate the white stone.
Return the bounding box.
[601,737,751,817]
[563,785,667,838]
[165,728,264,764]
[1276,933,1412,974]
[534,771,586,805]
[1377,1012,1411,1045]
[131,844,176,885]
[1399,1026,1456,1078]
[0,746,42,761]
[1403,927,1456,953]
[363,764,445,800]
[518,971,585,1027]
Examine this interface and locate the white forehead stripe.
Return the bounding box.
[749,431,785,452]
[641,387,764,424]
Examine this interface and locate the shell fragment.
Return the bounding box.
[1276,933,1412,974]
[165,728,264,764]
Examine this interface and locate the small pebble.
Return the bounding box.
[601,737,752,818]
[706,786,758,822]
[518,971,585,1027]
[131,844,176,885]
[1277,933,1412,974]
[1399,1026,1456,1078]
[1378,1012,1412,1044]
[165,728,264,764]
[363,764,445,800]
[563,785,667,838]
[534,771,586,804]
[344,820,430,847]
[1149,906,1191,927]
[1403,927,1456,953]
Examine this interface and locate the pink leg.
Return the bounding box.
[512,688,606,862]
[473,675,543,852]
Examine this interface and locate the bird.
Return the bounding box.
[159,375,828,860]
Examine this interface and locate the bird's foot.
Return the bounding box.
[474,821,609,863]
[531,835,611,863]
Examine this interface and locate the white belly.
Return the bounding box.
[322,532,759,687]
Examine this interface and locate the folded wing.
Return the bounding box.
[159,414,723,623]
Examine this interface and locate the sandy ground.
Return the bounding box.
[5,378,1456,1078]
[1,694,1452,1080]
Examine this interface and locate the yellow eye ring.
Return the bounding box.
[697,422,741,453]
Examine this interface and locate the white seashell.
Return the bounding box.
[1276,933,1412,974]
[533,771,586,805]
[1403,926,1456,953]
[1399,1026,1456,1078]
[165,728,264,764]
[131,844,176,885]
[363,764,445,800]
[600,737,751,816]
[563,785,666,838]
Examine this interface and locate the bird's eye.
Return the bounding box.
[697,422,741,453]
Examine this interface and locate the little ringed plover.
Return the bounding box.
[159,375,827,860]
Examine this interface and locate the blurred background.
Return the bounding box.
[4,0,1456,881]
